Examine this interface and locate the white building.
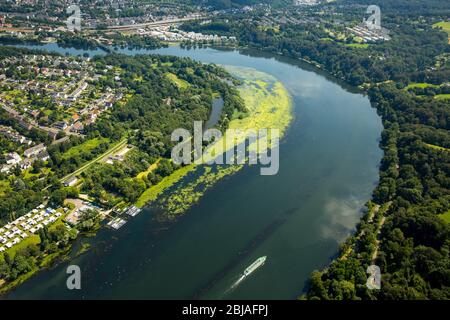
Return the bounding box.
[24,143,46,158]
[64,176,79,187]
[6,152,22,165]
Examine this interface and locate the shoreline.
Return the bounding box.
[0,63,293,296]
[1,42,382,300]
[133,66,293,218]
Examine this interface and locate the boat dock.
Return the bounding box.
[107,217,126,230]
[125,206,142,217]
[106,205,143,230]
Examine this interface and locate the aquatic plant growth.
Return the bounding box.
[138,66,293,217]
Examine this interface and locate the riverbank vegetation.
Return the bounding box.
[1,0,449,300]
[0,203,102,294]
[0,221,77,294]
[0,46,247,293]
[0,47,246,221]
[146,67,292,218]
[76,54,246,208]
[181,0,450,300]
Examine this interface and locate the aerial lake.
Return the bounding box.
[4,44,383,299]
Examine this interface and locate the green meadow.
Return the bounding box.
[435,94,450,100]
[433,21,450,35]
[62,137,109,160]
[433,21,450,43]
[425,143,449,152]
[0,235,40,262]
[0,180,10,196]
[439,210,450,223]
[165,72,190,89]
[405,82,439,90]
[345,43,369,49]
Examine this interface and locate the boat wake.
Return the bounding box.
[224,256,267,295]
[225,275,246,294]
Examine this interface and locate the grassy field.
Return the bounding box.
[23,167,51,180]
[136,158,161,180]
[425,143,449,152]
[165,73,190,89]
[435,94,450,100]
[0,180,10,196]
[405,82,439,90]
[345,43,369,49]
[433,21,450,43]
[0,235,40,261]
[439,210,450,223]
[60,138,128,183]
[62,137,109,160]
[433,21,450,32]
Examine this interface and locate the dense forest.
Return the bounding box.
[181,0,450,299]
[181,10,449,87]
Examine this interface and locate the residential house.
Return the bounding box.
[24,143,46,158]
[53,120,68,131]
[37,151,50,161]
[6,152,22,165]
